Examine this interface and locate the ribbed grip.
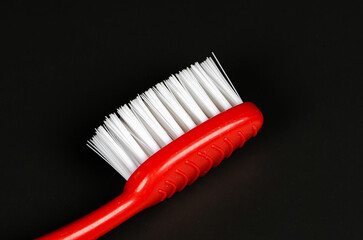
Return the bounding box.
[153,128,256,202]
[125,102,263,205]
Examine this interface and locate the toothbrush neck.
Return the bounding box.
[37,191,150,240]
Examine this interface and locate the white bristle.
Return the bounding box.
[103,114,147,164]
[142,89,184,139]
[201,57,242,106]
[117,105,160,155]
[88,54,242,179]
[165,75,208,125]
[129,96,172,147]
[190,62,232,111]
[177,68,220,118]
[154,82,196,132]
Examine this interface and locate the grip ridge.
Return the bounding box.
[185,160,200,185]
[223,137,233,158]
[198,151,214,176]
[165,180,177,198]
[158,189,167,202]
[175,169,188,191]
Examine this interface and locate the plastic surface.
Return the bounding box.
[37,102,263,240]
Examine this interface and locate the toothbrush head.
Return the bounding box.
[87,54,251,181]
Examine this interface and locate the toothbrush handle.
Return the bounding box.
[36,192,147,240]
[37,102,264,240]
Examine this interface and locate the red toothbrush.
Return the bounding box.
[38,54,263,240]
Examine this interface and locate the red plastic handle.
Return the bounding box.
[37,102,263,240]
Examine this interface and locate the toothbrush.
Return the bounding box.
[37,53,264,240]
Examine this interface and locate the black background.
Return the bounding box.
[1,1,362,239]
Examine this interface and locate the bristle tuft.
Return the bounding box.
[88,55,242,179]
